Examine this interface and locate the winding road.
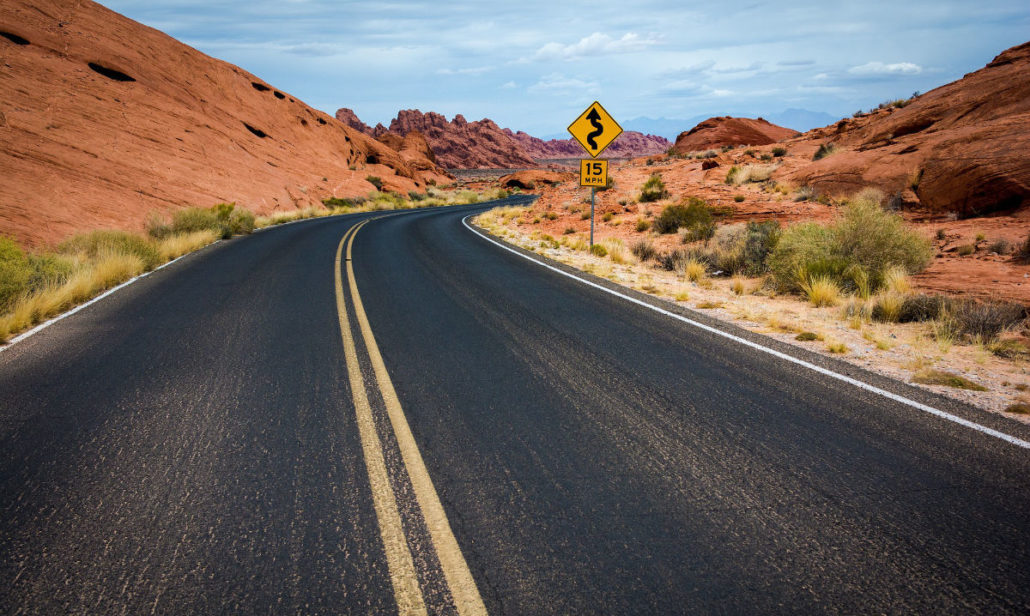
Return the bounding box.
[2,196,1030,614]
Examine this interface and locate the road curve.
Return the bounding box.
[1,196,1029,614]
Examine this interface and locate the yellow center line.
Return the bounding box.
[334,221,427,616]
[345,221,488,616]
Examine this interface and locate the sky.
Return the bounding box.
[102,0,1029,137]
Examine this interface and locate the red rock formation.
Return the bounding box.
[0,0,449,247]
[335,107,373,134]
[784,40,1030,217]
[497,170,571,190]
[383,110,536,169]
[671,117,799,153]
[504,130,670,160]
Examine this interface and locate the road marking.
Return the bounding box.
[346,221,489,616]
[335,221,427,615]
[462,215,1030,451]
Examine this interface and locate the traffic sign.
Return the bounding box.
[580,159,608,187]
[568,101,622,158]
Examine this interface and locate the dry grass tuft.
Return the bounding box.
[684,259,706,282]
[799,275,840,307]
[912,369,987,391]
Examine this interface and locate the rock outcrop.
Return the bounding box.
[380,110,536,169]
[671,117,799,153]
[504,130,671,160]
[0,0,449,247]
[497,170,570,190]
[784,41,1030,217]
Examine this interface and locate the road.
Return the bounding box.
[1,196,1029,614]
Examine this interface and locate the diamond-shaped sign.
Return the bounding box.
[568,101,622,158]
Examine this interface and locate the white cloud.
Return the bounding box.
[500,81,517,89]
[527,73,600,94]
[848,61,922,75]
[436,66,494,76]
[532,32,659,61]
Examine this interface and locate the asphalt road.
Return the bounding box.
[1,196,1030,614]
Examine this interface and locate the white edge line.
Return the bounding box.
[0,242,220,354]
[462,215,1030,451]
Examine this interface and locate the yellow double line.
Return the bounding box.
[334,219,487,616]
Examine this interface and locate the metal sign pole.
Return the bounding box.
[590,186,595,248]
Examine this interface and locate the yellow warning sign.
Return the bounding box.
[580,159,608,187]
[568,101,623,158]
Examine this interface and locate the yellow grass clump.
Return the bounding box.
[800,275,840,307]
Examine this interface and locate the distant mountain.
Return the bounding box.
[621,115,717,141]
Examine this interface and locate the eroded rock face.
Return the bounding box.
[785,41,1030,217]
[504,130,671,160]
[382,109,537,169]
[671,117,799,153]
[497,170,571,190]
[0,0,448,246]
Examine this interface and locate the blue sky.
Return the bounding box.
[102,1,1029,136]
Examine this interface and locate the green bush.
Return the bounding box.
[725,166,739,184]
[813,142,836,161]
[0,237,31,311]
[769,197,932,291]
[59,230,161,270]
[638,173,669,203]
[654,197,712,234]
[772,146,787,157]
[167,203,254,239]
[170,208,221,235]
[898,294,951,323]
[589,244,608,257]
[742,221,781,276]
[366,175,384,191]
[635,219,651,232]
[26,253,73,292]
[951,300,1025,342]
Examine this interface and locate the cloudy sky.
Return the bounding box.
[102,0,1029,136]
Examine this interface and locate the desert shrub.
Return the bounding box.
[772,146,787,157]
[813,142,836,161]
[658,249,687,272]
[988,239,1009,254]
[829,197,933,288]
[636,219,651,232]
[799,275,840,307]
[597,175,615,192]
[871,292,905,322]
[546,211,559,220]
[26,253,73,292]
[682,220,716,243]
[366,175,384,191]
[408,190,426,201]
[734,194,745,203]
[145,213,173,240]
[701,150,718,159]
[639,173,669,203]
[601,238,628,263]
[323,196,367,208]
[589,244,607,257]
[727,164,777,186]
[898,294,951,323]
[760,153,773,161]
[654,197,713,235]
[956,244,975,256]
[705,224,746,274]
[170,208,220,235]
[767,222,838,291]
[0,237,31,311]
[912,370,986,391]
[742,221,781,276]
[602,212,613,222]
[684,258,707,281]
[58,230,161,271]
[563,227,575,235]
[951,300,1026,342]
[631,239,657,261]
[794,185,815,202]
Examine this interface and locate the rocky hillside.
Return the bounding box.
[671,117,799,153]
[0,0,448,247]
[503,129,670,160]
[784,41,1030,217]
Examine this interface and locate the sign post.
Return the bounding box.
[568,102,622,248]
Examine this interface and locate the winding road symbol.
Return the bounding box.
[585,108,604,150]
[568,101,622,158]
